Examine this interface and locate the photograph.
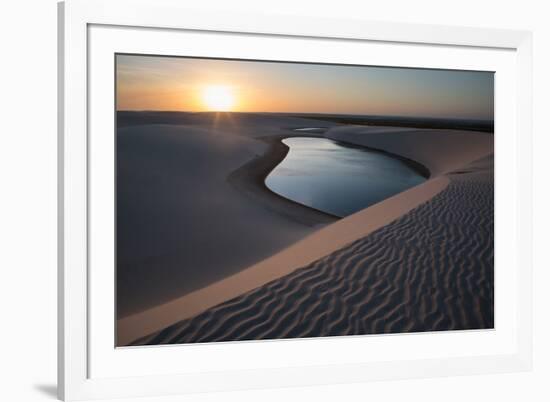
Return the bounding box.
[115,54,494,347]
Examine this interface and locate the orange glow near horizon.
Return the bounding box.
[200,85,237,112]
[115,54,494,120]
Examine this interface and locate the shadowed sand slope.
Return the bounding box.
[117,119,339,318]
[135,155,493,345]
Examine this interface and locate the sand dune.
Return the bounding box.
[326,125,493,176]
[135,155,494,345]
[118,177,447,345]
[119,121,493,346]
[116,116,340,318]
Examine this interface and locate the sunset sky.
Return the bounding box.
[116,54,494,120]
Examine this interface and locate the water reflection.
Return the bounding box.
[265,137,426,217]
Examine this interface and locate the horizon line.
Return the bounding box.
[116,110,494,122]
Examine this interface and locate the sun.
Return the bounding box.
[201,85,236,111]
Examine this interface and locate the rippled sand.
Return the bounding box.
[135,155,493,345]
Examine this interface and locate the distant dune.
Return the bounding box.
[325,125,494,176]
[117,114,493,346]
[118,110,493,132]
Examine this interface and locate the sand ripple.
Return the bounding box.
[136,156,494,345]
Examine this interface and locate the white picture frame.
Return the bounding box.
[58,0,533,400]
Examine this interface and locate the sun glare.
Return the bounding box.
[201,85,236,111]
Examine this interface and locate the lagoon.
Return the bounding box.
[265,137,427,217]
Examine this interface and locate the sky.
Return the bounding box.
[116,54,494,120]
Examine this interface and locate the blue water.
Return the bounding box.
[265,137,427,217]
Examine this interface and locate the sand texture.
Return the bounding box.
[117,176,447,345]
[135,155,493,345]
